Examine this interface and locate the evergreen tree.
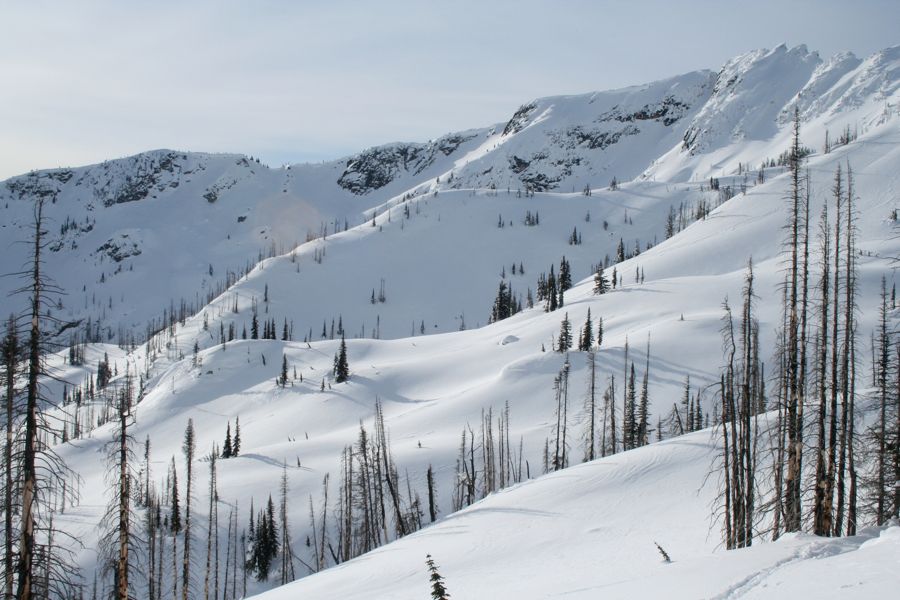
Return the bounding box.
[280,354,288,388]
[596,316,604,350]
[557,313,572,353]
[559,257,572,291]
[665,205,676,239]
[490,280,514,323]
[579,309,594,351]
[425,554,450,600]
[593,268,609,295]
[334,336,350,383]
[546,267,558,312]
[624,363,637,450]
[233,417,241,457]
[265,495,278,576]
[170,458,181,535]
[681,376,691,433]
[222,422,233,459]
[250,313,259,340]
[638,364,650,446]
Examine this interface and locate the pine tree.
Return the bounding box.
[279,354,288,388]
[557,314,572,352]
[546,267,558,312]
[593,268,608,295]
[233,417,241,457]
[665,205,676,239]
[222,422,233,459]
[490,280,513,323]
[559,257,572,292]
[624,363,637,450]
[334,335,350,383]
[170,458,182,535]
[426,554,450,600]
[681,376,691,434]
[596,316,604,349]
[638,356,650,446]
[579,309,594,351]
[251,312,259,340]
[637,369,650,446]
[266,496,278,571]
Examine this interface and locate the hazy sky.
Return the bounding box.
[1,0,897,179]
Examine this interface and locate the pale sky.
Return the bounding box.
[1,0,897,179]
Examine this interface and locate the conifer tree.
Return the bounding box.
[624,363,637,450]
[334,335,350,383]
[490,280,514,323]
[557,314,572,352]
[579,309,594,351]
[637,340,651,446]
[596,316,604,349]
[222,422,233,459]
[546,267,558,312]
[170,458,182,535]
[593,268,608,295]
[425,554,450,600]
[558,257,572,292]
[233,417,242,457]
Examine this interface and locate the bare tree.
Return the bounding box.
[9,198,82,599]
[99,374,141,600]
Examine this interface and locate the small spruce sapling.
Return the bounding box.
[426,554,450,600]
[654,541,671,563]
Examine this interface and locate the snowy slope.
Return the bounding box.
[6,43,900,599]
[35,107,900,599]
[4,44,896,349]
[250,430,900,600]
[648,44,900,182]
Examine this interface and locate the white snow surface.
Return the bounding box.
[4,43,900,598]
[252,433,900,599]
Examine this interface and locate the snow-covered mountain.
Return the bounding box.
[4,43,900,599]
[2,44,896,347]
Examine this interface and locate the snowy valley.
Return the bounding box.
[2,43,900,599]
